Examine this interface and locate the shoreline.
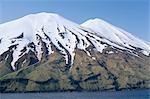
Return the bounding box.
[0,87,149,94]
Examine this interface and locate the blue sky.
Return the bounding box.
[0,0,149,41]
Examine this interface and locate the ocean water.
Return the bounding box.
[0,89,149,99]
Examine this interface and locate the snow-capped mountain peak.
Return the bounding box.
[81,18,150,55]
[0,12,90,70]
[0,12,149,71]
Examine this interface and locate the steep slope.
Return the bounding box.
[0,13,150,72]
[0,12,91,71]
[0,12,150,92]
[0,50,150,92]
[81,18,150,55]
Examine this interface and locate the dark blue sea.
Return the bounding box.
[0,89,149,99]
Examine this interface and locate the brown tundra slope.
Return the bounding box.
[0,47,149,92]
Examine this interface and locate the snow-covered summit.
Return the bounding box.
[81,18,150,55]
[0,12,149,70]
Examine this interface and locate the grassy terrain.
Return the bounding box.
[0,49,150,92]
